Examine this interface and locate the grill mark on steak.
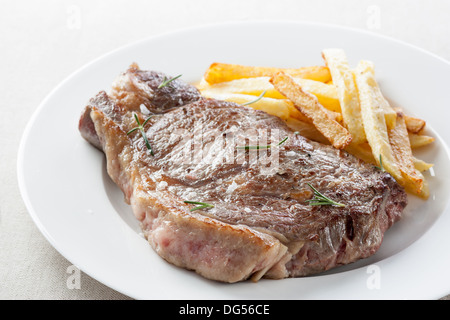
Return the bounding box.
[79,64,408,282]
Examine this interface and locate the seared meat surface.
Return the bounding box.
[79,63,407,282]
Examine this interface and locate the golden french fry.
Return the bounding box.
[322,49,366,143]
[203,62,331,84]
[353,60,397,131]
[284,100,312,123]
[344,142,377,165]
[197,76,341,113]
[199,77,286,99]
[389,110,428,199]
[294,78,341,114]
[405,115,426,133]
[284,117,329,144]
[420,178,430,200]
[270,72,352,149]
[409,133,435,148]
[354,62,403,182]
[200,91,291,120]
[293,78,341,113]
[413,157,434,172]
[284,93,341,123]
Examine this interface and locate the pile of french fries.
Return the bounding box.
[197,49,434,199]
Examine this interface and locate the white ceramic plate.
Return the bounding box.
[18,21,450,300]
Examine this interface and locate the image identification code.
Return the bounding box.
[179,304,270,317]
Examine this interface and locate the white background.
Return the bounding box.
[1,0,449,300]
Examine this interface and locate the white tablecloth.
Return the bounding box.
[1,0,449,300]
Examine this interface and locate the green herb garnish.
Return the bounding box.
[241,90,267,106]
[305,183,345,207]
[184,200,215,212]
[236,136,289,150]
[158,74,182,89]
[374,155,384,172]
[127,113,154,156]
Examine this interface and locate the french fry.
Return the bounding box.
[353,60,397,131]
[200,91,291,120]
[413,157,434,172]
[409,133,435,148]
[284,100,313,123]
[389,110,429,199]
[284,117,329,144]
[284,95,342,123]
[203,62,331,84]
[405,115,426,133]
[199,77,286,99]
[343,134,433,173]
[322,49,366,144]
[354,58,431,198]
[344,142,376,165]
[270,72,352,149]
[354,61,403,182]
[198,76,341,113]
[294,78,341,113]
[343,142,435,174]
[201,88,318,124]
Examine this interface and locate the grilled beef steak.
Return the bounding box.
[79,63,407,282]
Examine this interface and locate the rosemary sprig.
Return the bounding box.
[127,113,154,156]
[305,183,345,207]
[236,136,289,150]
[374,155,385,172]
[184,200,215,212]
[158,74,182,89]
[277,136,289,146]
[241,90,267,106]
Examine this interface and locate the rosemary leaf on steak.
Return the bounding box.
[374,155,385,172]
[158,74,182,89]
[127,113,154,156]
[184,200,215,211]
[305,183,346,207]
